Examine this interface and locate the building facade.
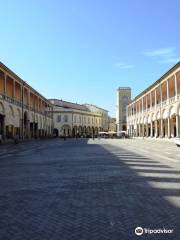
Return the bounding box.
[127,62,180,138]
[108,117,117,132]
[116,87,131,133]
[0,62,53,140]
[49,99,109,137]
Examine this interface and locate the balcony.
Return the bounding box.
[0,92,49,117]
[162,100,167,107]
[169,96,175,104]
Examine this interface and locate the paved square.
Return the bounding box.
[0,139,180,240]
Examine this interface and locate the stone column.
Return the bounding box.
[139,123,141,137]
[160,84,162,105]
[150,121,153,137]
[129,124,131,137]
[13,80,16,99]
[27,120,31,139]
[145,123,148,137]
[175,74,178,100]
[166,80,169,103]
[155,120,157,137]
[150,91,152,109]
[160,119,163,138]
[4,74,7,94]
[136,124,138,137]
[142,124,144,137]
[155,89,157,108]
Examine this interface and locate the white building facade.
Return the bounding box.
[0,62,53,140]
[127,62,180,138]
[49,99,109,137]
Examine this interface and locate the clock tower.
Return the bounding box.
[116,87,131,135]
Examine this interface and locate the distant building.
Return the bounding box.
[49,99,109,137]
[116,87,131,134]
[108,117,116,132]
[84,104,109,132]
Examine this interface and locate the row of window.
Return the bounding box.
[56,115,101,124]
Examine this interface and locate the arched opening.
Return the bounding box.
[0,102,5,140]
[122,124,126,131]
[61,125,71,137]
[15,108,21,137]
[92,127,95,136]
[171,115,176,138]
[72,128,75,137]
[86,126,91,138]
[169,106,176,138]
[78,126,83,137]
[5,105,15,139]
[0,114,5,140]
[6,124,14,139]
[72,126,78,137]
[53,128,59,137]
[147,115,151,137]
[24,111,29,139]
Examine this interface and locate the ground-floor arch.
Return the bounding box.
[53,128,59,137]
[61,124,71,137]
[0,113,5,139]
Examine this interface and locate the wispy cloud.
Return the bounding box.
[115,62,134,69]
[144,47,175,57]
[159,57,180,64]
[143,47,179,64]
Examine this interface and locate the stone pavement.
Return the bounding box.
[0,138,180,240]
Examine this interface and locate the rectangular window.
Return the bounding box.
[64,115,68,122]
[57,115,61,122]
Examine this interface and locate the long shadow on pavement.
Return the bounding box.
[0,138,179,240]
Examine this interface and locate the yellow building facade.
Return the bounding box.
[127,62,180,138]
[0,62,53,140]
[50,99,109,137]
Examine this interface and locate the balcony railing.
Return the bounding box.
[169,96,175,104]
[0,92,51,117]
[162,100,167,107]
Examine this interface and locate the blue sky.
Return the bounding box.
[0,0,180,116]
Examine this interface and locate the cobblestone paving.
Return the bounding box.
[0,139,180,240]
